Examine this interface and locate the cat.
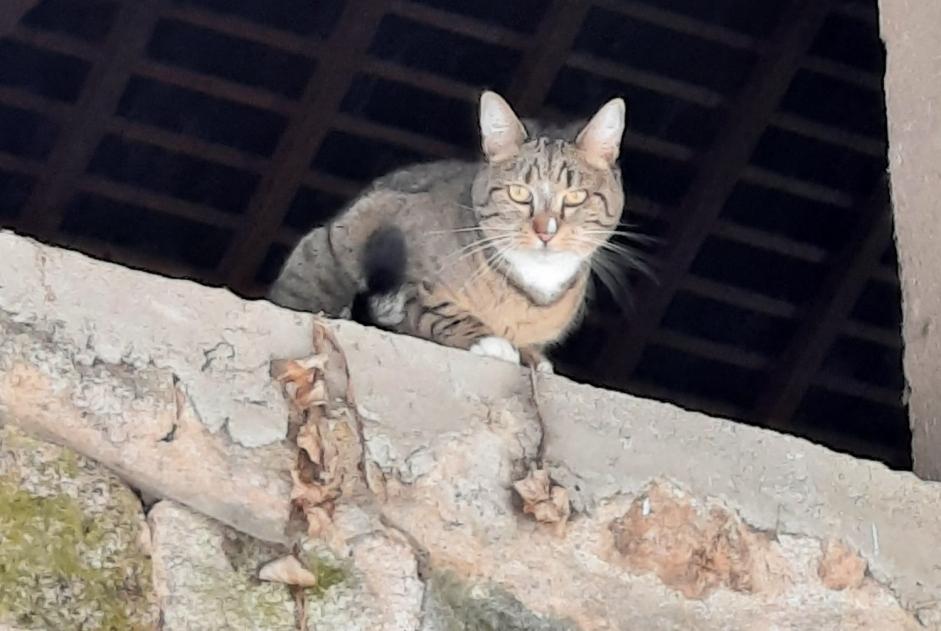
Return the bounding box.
[268,91,627,373]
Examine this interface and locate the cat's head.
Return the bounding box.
[471,91,626,271]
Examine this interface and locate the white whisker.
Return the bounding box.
[446,235,517,265]
[460,243,513,294]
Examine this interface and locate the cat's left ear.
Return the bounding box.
[575,98,626,168]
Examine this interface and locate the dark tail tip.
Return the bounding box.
[362,225,407,294]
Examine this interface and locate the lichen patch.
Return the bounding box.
[0,425,157,630]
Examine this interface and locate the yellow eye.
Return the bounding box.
[507,184,532,204]
[563,189,588,206]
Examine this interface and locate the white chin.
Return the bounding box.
[504,248,583,302]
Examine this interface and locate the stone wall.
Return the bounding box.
[880,0,941,481]
[1,230,939,629]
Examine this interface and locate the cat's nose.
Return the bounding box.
[532,215,558,243]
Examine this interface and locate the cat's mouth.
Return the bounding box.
[524,240,584,261]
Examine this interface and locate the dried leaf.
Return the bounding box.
[271,355,328,410]
[270,354,328,382]
[274,319,384,542]
[290,469,340,507]
[320,434,340,478]
[513,468,551,503]
[259,555,319,587]
[295,378,327,409]
[289,451,340,540]
[296,423,324,466]
[513,469,571,534]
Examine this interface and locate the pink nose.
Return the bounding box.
[532,215,559,243]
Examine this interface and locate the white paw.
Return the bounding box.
[369,291,406,326]
[535,358,554,374]
[469,336,520,364]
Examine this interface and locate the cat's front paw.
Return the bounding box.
[469,336,521,365]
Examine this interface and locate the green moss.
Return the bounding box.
[0,480,152,630]
[0,427,155,630]
[309,558,347,597]
[299,549,347,597]
[58,449,80,478]
[159,524,295,629]
[188,574,292,628]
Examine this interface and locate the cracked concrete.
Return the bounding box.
[1,231,306,448]
[2,231,940,629]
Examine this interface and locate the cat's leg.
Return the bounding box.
[469,336,521,364]
[406,284,521,365]
[519,346,554,374]
[268,227,358,316]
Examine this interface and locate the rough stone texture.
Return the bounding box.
[880,0,941,481]
[607,482,782,599]
[149,498,425,631]
[1,231,940,629]
[149,501,296,630]
[0,235,302,449]
[0,231,299,543]
[0,424,157,630]
[818,539,868,591]
[301,512,424,631]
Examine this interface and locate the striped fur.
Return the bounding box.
[269,92,627,370]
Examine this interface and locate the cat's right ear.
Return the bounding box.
[479,91,527,162]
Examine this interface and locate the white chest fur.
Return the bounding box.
[503,249,584,303]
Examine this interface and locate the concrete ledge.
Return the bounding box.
[1,231,939,629]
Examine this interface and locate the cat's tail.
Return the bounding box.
[352,225,408,327]
[362,225,407,294]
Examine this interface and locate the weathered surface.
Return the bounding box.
[881,0,941,481]
[607,482,781,599]
[0,232,298,542]
[818,539,868,591]
[0,234,304,448]
[1,231,940,629]
[0,424,157,630]
[149,501,296,630]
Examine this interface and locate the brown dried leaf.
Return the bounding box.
[271,355,328,410]
[258,555,319,587]
[290,469,341,507]
[290,474,337,539]
[295,378,327,409]
[320,434,340,479]
[270,360,307,386]
[296,422,324,467]
[270,354,328,382]
[514,468,551,503]
[513,469,571,534]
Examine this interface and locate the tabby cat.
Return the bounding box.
[269,91,627,373]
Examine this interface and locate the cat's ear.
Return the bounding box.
[479,91,527,162]
[576,98,626,168]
